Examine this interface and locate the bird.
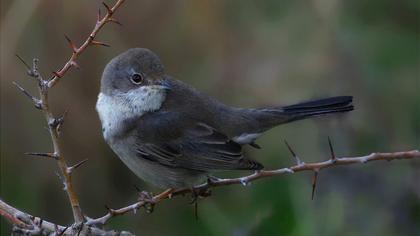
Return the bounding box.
[96,48,353,189]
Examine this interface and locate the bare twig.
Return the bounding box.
[3,0,419,234]
[24,152,59,160]
[48,0,126,87]
[86,149,420,226]
[0,199,134,235]
[12,0,126,224]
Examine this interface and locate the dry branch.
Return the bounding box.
[2,0,419,235]
[0,199,133,235]
[85,149,420,226]
[11,0,126,225]
[3,149,417,234]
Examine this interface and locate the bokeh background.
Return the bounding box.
[1,0,419,235]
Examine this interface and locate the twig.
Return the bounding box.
[86,149,420,226]
[0,199,134,236]
[12,0,126,224]
[48,0,126,87]
[3,0,419,234]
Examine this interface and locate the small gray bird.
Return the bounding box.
[96,48,353,189]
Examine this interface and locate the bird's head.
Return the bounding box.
[99,48,171,113]
[101,48,170,95]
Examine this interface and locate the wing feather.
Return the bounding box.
[135,112,263,171]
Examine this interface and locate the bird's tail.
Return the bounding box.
[279,96,354,122]
[230,96,353,146]
[247,96,354,130]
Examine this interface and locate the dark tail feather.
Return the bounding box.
[232,96,353,142]
[281,96,354,122]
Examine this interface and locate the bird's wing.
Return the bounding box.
[135,111,263,171]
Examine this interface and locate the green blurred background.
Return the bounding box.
[1,0,419,235]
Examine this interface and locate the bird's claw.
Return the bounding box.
[137,191,155,213]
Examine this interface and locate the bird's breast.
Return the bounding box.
[95,88,167,142]
[96,93,137,142]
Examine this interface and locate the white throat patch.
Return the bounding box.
[96,86,166,140]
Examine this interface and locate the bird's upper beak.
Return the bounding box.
[157,79,172,90]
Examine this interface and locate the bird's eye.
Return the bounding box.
[130,73,143,84]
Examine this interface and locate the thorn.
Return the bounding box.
[15,54,31,70]
[311,170,319,200]
[64,34,78,53]
[56,110,68,135]
[97,8,101,22]
[90,40,110,47]
[70,61,80,69]
[104,205,114,215]
[328,136,336,161]
[155,188,174,200]
[12,82,42,109]
[68,159,88,174]
[102,2,112,15]
[284,140,303,165]
[16,55,39,78]
[107,17,122,26]
[249,142,261,149]
[24,152,58,160]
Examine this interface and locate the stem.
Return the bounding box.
[86,150,420,226]
[38,83,84,222]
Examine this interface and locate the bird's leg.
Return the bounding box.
[189,186,212,204]
[189,186,211,220]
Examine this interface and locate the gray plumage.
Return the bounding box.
[96,48,353,188]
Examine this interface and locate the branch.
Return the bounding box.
[4,0,419,234]
[86,149,420,226]
[13,0,126,224]
[48,0,125,87]
[0,199,133,235]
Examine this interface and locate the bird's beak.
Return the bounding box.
[157,80,172,90]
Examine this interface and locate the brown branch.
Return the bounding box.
[12,0,126,225]
[86,149,420,226]
[0,199,134,235]
[47,0,126,87]
[4,0,419,234]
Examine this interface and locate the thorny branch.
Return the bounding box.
[11,0,126,225]
[2,0,419,235]
[2,148,418,234]
[85,148,420,226]
[0,199,133,236]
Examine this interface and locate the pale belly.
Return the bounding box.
[108,136,206,189]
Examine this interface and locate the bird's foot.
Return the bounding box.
[137,190,155,213]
